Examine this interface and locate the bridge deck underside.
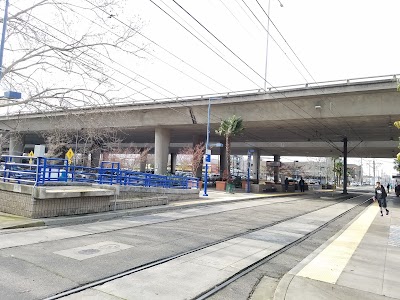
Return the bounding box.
[5,80,400,158]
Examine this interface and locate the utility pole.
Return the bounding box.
[373,159,376,184]
[0,0,9,80]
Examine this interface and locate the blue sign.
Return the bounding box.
[205,154,211,163]
[4,91,21,99]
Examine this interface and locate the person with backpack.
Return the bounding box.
[374,181,389,216]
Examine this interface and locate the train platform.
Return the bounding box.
[264,194,400,300]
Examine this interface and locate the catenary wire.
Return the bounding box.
[253,0,364,144]
[80,0,233,93]
[148,0,262,90]
[165,0,345,151]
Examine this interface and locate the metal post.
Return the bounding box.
[247,149,254,193]
[263,0,271,91]
[247,155,250,193]
[203,98,211,196]
[343,137,348,194]
[0,0,9,80]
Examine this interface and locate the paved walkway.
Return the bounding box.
[0,212,44,229]
[250,194,400,300]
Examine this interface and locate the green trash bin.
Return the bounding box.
[226,183,235,194]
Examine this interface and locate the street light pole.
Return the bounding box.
[203,97,212,196]
[203,98,222,197]
[247,149,254,193]
[263,0,283,91]
[0,0,9,80]
[263,0,271,91]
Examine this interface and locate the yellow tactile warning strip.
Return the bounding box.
[296,203,379,284]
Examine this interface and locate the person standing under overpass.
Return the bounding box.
[299,177,305,192]
[375,181,389,216]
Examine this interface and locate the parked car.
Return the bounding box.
[286,179,298,190]
[203,173,221,182]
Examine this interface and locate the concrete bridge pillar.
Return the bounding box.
[252,150,260,183]
[139,148,148,173]
[170,153,177,174]
[274,154,280,183]
[91,149,101,168]
[154,127,170,175]
[9,133,24,156]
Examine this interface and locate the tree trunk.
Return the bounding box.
[226,135,231,178]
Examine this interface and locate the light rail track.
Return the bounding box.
[43,194,372,300]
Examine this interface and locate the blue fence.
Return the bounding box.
[0,155,199,189]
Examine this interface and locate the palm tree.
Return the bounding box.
[216,115,244,179]
[333,160,343,186]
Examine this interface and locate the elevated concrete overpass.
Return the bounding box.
[1,75,400,176]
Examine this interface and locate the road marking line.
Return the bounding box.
[297,203,379,284]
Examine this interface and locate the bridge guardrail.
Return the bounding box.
[119,73,400,104]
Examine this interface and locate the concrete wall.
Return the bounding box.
[0,182,200,218]
[0,189,112,218]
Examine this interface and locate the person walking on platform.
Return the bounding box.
[387,183,390,193]
[284,178,289,192]
[299,177,305,192]
[375,181,389,216]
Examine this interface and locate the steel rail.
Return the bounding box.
[194,196,373,299]
[42,194,369,300]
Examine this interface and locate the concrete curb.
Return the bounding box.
[1,220,45,230]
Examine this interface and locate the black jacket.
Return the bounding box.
[375,185,387,200]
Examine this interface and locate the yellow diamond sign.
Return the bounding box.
[66,148,74,164]
[28,150,34,164]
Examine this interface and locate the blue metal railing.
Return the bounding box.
[1,155,38,184]
[0,155,199,189]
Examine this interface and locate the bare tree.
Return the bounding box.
[1,0,149,113]
[41,118,124,167]
[107,146,151,170]
[178,143,205,177]
[42,129,70,158]
[0,131,10,155]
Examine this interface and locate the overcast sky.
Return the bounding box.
[127,0,399,176]
[127,0,400,98]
